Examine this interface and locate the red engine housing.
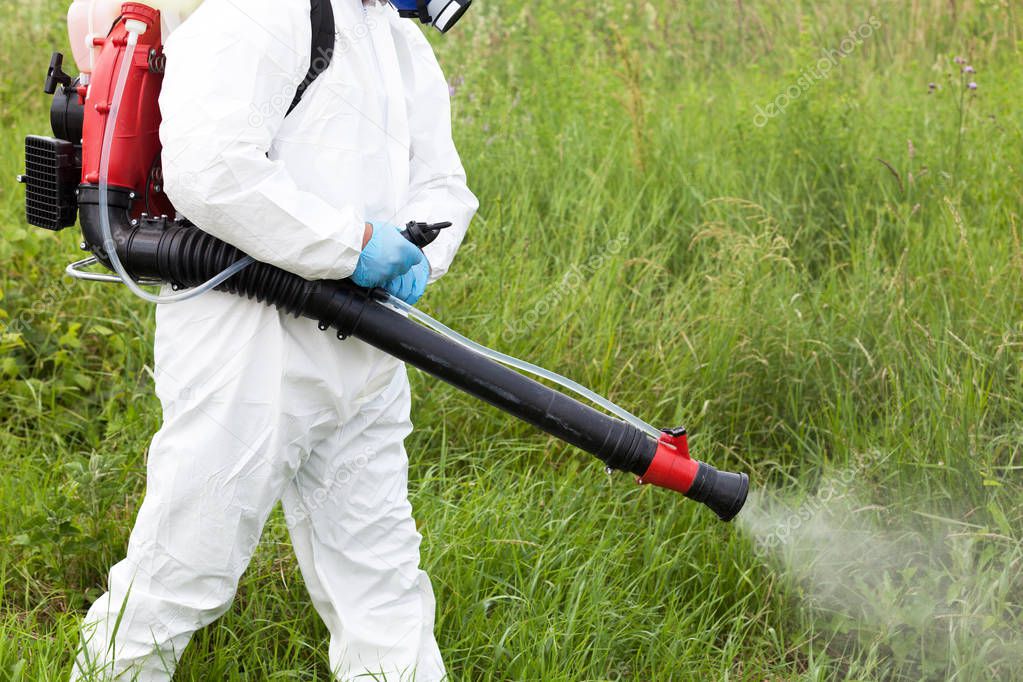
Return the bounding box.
[80,2,173,217]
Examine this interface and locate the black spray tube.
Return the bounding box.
[75,188,747,520]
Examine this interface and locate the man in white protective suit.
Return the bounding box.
[72,0,477,679]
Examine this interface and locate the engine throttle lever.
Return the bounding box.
[400,220,452,249]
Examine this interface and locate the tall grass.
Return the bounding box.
[1,0,1021,679]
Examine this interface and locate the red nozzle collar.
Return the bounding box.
[637,429,699,494]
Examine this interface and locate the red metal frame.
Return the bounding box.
[80,3,172,217]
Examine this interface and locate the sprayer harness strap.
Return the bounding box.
[286,0,336,117]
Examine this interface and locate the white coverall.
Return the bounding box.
[72,0,477,679]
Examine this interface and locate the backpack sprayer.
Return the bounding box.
[17,3,748,521]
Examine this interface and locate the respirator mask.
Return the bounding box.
[391,0,471,33]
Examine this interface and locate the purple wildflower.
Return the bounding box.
[447,75,464,98]
[967,81,978,90]
[928,82,937,92]
[962,65,975,74]
[954,56,965,65]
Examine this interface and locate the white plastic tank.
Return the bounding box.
[67,0,124,79]
[67,0,204,79]
[150,0,204,14]
[152,0,205,36]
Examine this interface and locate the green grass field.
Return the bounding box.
[2,0,1022,679]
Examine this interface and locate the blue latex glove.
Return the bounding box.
[350,221,423,288]
[384,255,430,304]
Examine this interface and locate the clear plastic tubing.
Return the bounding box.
[385,294,663,440]
[98,22,252,304]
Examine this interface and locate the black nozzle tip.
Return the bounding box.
[684,464,749,522]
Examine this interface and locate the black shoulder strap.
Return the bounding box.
[286,0,335,116]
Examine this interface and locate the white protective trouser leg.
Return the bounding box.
[71,292,444,681]
[281,374,444,681]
